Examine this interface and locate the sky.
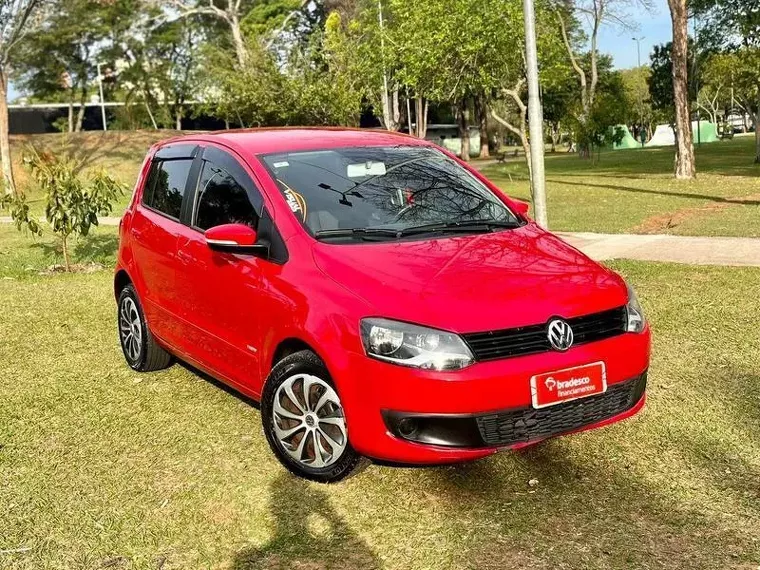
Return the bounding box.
[597,0,673,69]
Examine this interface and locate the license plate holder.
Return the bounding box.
[530,362,607,409]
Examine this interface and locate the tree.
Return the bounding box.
[694,0,760,161]
[572,69,629,157]
[727,47,760,162]
[118,10,202,129]
[620,65,653,139]
[0,0,42,195]
[4,145,126,271]
[667,0,696,178]
[166,0,307,68]
[553,0,651,157]
[697,52,733,124]
[167,0,252,67]
[200,38,287,127]
[388,0,542,160]
[543,67,577,151]
[15,0,139,134]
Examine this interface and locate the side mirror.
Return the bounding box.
[205,223,269,255]
[511,199,530,218]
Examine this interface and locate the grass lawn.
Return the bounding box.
[482,135,760,237]
[4,130,760,239]
[0,225,119,279]
[1,231,759,569]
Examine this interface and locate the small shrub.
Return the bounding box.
[2,145,127,271]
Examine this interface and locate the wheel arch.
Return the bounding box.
[269,337,325,372]
[114,268,132,299]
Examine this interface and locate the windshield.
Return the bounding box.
[261,146,521,240]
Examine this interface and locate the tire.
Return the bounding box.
[117,284,172,372]
[261,350,362,483]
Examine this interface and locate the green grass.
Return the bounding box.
[5,130,760,238]
[1,234,759,568]
[0,225,119,279]
[483,136,760,236]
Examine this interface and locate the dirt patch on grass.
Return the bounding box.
[633,193,760,233]
[38,262,105,275]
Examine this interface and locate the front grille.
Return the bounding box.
[462,306,627,361]
[476,373,646,447]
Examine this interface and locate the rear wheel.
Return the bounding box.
[117,284,172,372]
[261,350,361,483]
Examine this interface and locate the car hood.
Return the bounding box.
[312,224,628,333]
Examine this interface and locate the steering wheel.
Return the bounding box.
[390,203,424,224]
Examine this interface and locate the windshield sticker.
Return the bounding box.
[278,179,307,221]
[273,161,289,168]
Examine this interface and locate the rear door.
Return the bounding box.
[130,144,199,346]
[173,145,273,393]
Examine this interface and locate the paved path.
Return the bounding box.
[3,216,759,267]
[558,232,760,267]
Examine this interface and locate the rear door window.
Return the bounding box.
[143,159,193,220]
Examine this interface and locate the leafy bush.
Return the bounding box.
[2,146,126,271]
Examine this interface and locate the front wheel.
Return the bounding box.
[261,350,362,483]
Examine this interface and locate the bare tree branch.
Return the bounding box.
[264,0,309,50]
[554,7,587,100]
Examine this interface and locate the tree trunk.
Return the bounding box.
[0,70,15,195]
[406,96,413,135]
[379,86,400,132]
[457,99,470,161]
[68,100,74,133]
[414,97,428,139]
[550,121,560,152]
[75,85,87,132]
[668,0,696,179]
[175,106,183,131]
[143,91,158,129]
[230,15,247,67]
[61,236,71,272]
[474,96,490,158]
[520,134,532,183]
[754,88,760,163]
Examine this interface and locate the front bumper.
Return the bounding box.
[382,372,646,449]
[334,327,650,464]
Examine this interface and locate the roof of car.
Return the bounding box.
[159,127,432,156]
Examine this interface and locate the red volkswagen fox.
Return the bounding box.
[115,128,650,482]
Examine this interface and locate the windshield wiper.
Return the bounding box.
[314,220,522,241]
[397,220,523,236]
[314,228,402,240]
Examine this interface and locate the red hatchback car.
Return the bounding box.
[115,128,650,482]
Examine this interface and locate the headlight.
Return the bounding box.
[360,318,474,370]
[626,283,646,333]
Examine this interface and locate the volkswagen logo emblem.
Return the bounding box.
[547,318,574,351]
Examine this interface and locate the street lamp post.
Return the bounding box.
[692,15,701,146]
[97,62,107,131]
[632,36,645,147]
[523,0,548,228]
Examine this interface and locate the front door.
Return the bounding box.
[173,146,268,394]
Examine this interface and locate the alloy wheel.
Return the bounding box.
[272,373,348,468]
[119,297,142,363]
